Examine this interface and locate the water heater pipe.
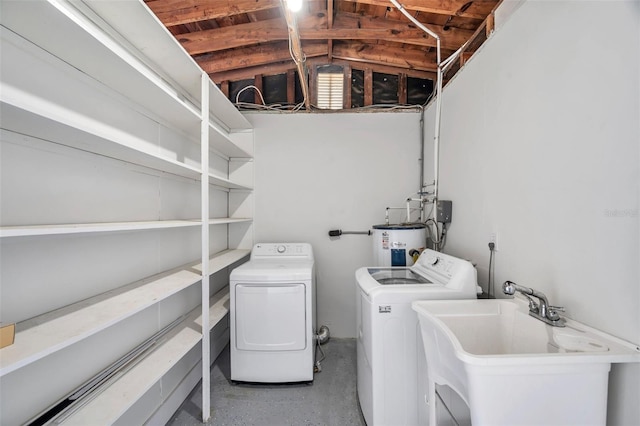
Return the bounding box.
[406,198,425,223]
[386,206,419,224]
[419,106,425,195]
[390,0,471,249]
[390,0,441,226]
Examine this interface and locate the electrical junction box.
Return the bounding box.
[437,200,452,223]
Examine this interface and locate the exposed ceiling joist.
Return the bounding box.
[177,11,472,55]
[196,41,329,74]
[210,57,437,83]
[341,0,494,20]
[332,40,441,71]
[145,0,500,100]
[146,0,281,27]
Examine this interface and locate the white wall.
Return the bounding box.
[248,112,422,337]
[423,1,639,423]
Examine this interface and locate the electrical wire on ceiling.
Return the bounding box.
[281,0,311,111]
[234,92,427,112]
[233,83,305,111]
[235,85,266,105]
[235,102,306,111]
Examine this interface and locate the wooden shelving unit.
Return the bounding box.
[58,287,232,426]
[0,250,248,378]
[0,1,254,424]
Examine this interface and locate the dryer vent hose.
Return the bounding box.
[316,325,330,345]
[314,326,330,373]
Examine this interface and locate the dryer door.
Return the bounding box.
[235,283,307,351]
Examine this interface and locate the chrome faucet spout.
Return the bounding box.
[502,281,565,327]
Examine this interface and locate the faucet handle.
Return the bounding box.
[502,281,517,295]
[519,293,539,313]
[547,306,565,322]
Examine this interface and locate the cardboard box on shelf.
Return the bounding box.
[0,323,15,349]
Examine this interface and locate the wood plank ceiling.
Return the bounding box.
[145,0,499,108]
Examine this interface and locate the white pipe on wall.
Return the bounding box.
[390,0,442,245]
[390,0,472,249]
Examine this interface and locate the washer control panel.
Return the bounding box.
[415,250,461,280]
[251,243,314,259]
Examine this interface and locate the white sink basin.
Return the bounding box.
[412,298,640,426]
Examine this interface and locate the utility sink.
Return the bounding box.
[412,298,640,426]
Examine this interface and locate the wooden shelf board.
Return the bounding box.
[0,219,252,238]
[58,288,230,426]
[1,1,201,136]
[2,8,253,184]
[207,79,252,132]
[82,0,204,108]
[191,249,250,275]
[209,173,253,190]
[87,0,252,134]
[209,123,252,159]
[3,1,252,151]
[208,218,253,226]
[0,250,247,377]
[1,103,202,182]
[0,220,200,238]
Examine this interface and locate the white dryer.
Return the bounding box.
[230,243,315,383]
[356,249,479,425]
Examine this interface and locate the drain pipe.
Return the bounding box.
[419,107,425,196]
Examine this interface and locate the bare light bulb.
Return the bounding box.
[286,0,303,12]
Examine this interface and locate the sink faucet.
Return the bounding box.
[502,281,565,327]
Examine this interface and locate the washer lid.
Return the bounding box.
[367,267,434,285]
[231,259,314,282]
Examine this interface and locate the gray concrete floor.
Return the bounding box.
[166,338,366,426]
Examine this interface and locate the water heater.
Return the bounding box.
[372,223,426,267]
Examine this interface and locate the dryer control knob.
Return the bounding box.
[277,245,286,253]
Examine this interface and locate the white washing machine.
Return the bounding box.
[230,243,315,383]
[356,249,479,425]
